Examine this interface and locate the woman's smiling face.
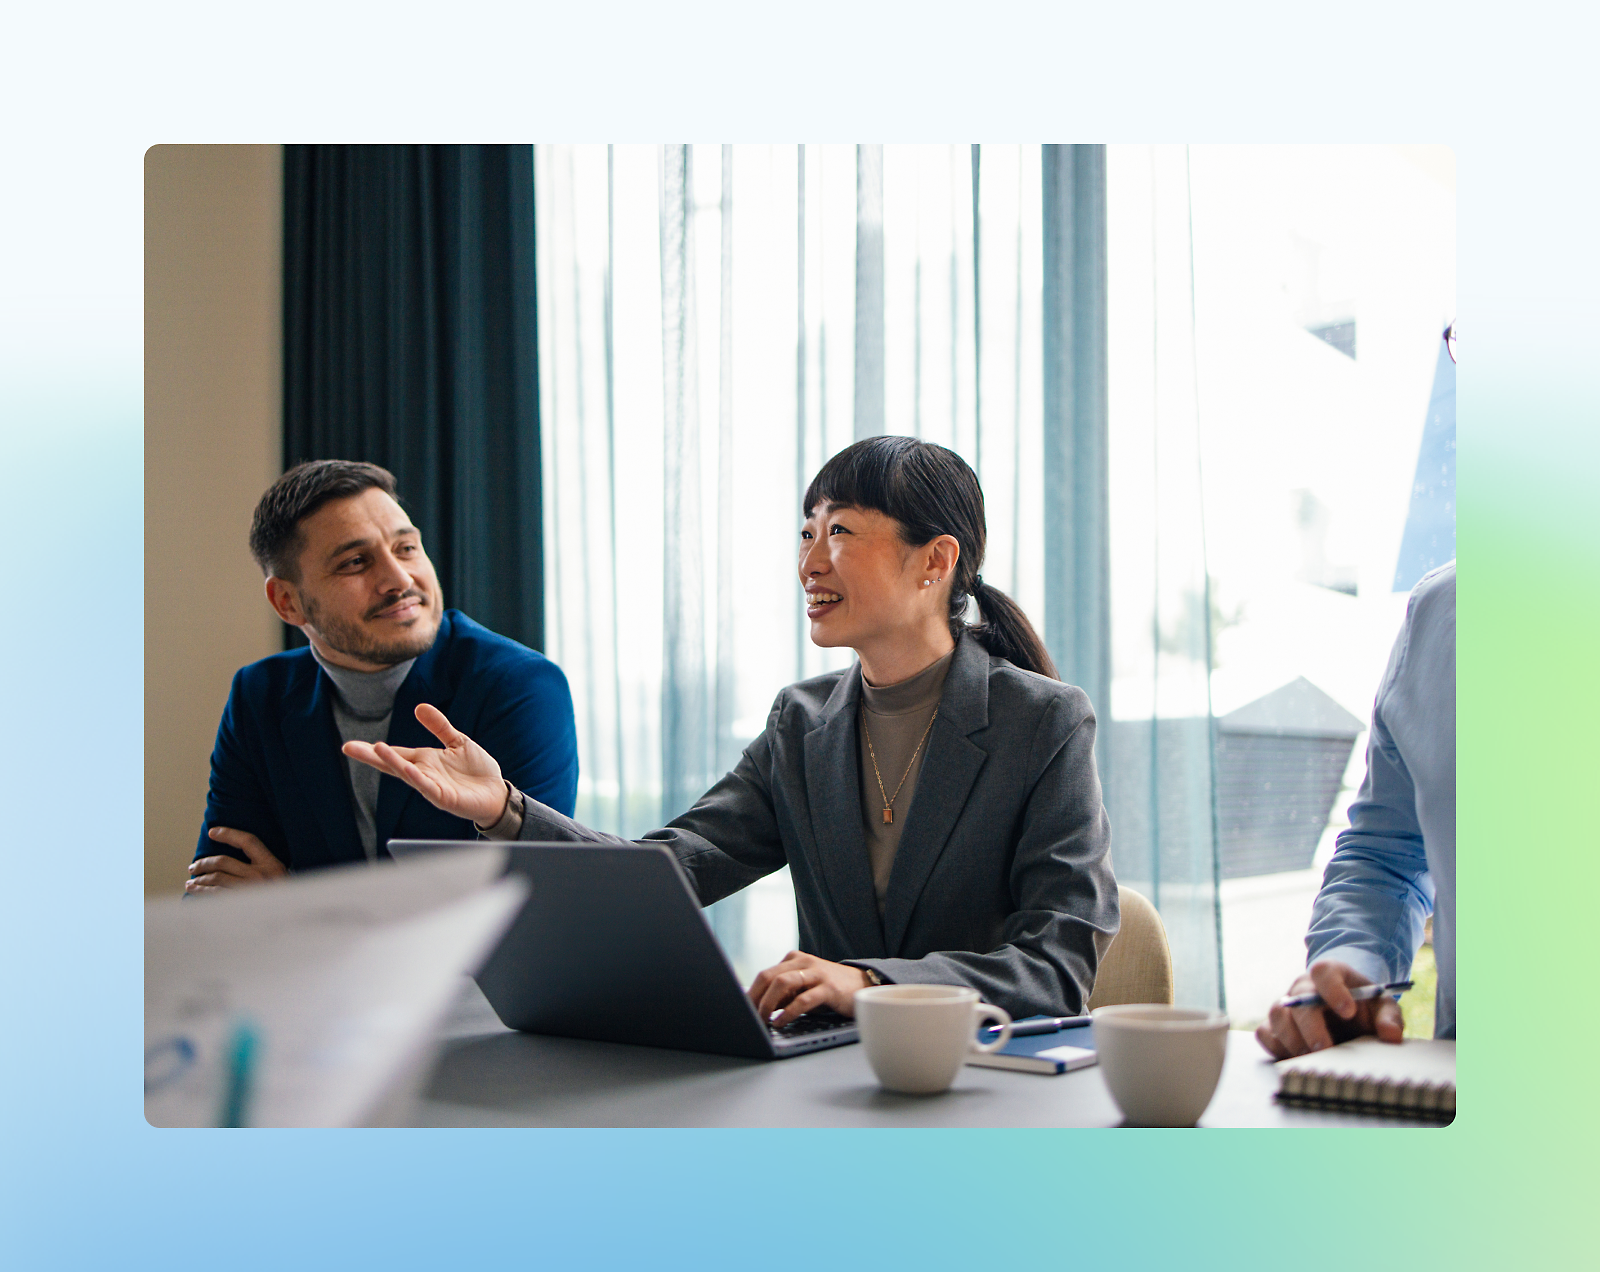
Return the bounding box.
[800,502,936,653]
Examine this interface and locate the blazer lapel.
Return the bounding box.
[881,633,992,954]
[801,670,888,956]
[281,660,365,866]
[375,615,453,850]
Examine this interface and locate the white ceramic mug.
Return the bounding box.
[1091,1004,1230,1126]
[853,984,1013,1095]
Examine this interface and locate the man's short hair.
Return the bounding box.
[249,460,399,580]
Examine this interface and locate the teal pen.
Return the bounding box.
[218,1020,259,1129]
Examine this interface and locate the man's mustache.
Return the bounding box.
[366,589,430,620]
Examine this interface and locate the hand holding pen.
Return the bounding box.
[1256,960,1410,1060]
[1278,980,1412,1009]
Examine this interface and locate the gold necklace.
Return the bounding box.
[862,706,939,825]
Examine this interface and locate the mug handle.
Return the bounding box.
[970,1003,1013,1054]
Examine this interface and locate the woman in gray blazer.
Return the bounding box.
[347,437,1120,1024]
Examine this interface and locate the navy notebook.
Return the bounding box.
[967,1019,1100,1075]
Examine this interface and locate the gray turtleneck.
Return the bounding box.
[309,646,417,861]
[857,648,955,913]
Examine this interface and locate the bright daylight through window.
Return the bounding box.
[534,145,1454,1025]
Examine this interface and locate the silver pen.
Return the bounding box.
[982,1014,1092,1038]
[1279,980,1413,1009]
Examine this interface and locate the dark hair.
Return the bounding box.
[249,460,399,580]
[803,436,1058,679]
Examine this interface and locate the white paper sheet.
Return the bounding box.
[145,846,523,1128]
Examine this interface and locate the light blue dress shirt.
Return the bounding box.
[1305,562,1456,1038]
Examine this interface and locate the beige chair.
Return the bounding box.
[1086,886,1174,1010]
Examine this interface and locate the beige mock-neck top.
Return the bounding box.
[857,647,955,914]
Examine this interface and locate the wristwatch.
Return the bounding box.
[858,966,886,987]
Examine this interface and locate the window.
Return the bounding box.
[535,145,1454,1012]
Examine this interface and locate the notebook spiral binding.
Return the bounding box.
[1276,1067,1455,1122]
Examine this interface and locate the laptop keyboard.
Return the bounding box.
[768,1007,855,1038]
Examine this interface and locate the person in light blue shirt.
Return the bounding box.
[1257,560,1455,1057]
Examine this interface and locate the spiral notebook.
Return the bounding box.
[1274,1036,1455,1121]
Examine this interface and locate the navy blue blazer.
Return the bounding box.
[196,610,578,872]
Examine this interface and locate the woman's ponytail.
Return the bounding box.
[966,576,1059,680]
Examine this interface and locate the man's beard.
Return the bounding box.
[303,590,441,666]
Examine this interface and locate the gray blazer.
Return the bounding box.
[518,631,1120,1018]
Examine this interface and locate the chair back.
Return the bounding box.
[1086,886,1174,1010]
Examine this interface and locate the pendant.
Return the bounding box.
[882,808,893,824]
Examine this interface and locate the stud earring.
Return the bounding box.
[922,579,931,587]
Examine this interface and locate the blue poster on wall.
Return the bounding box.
[1393,332,1457,591]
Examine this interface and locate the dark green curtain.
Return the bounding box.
[282,144,543,650]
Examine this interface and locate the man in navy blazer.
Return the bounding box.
[186,460,577,891]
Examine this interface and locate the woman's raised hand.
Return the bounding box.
[342,703,509,828]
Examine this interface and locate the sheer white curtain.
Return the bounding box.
[1104,145,1225,1008]
[537,145,824,978]
[535,144,1225,1001]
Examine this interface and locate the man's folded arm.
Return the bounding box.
[195,676,291,869]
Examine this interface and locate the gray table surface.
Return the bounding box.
[408,980,1425,1128]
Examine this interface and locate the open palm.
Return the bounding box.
[342,703,508,828]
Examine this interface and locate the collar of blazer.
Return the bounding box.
[812,628,993,735]
[280,649,365,866]
[801,630,993,956]
[281,610,460,857]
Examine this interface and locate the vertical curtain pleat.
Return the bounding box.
[282,144,543,652]
[658,145,712,824]
[793,147,809,681]
[715,146,738,777]
[971,144,983,471]
[603,147,627,823]
[1102,144,1224,1008]
[709,146,747,949]
[1042,144,1111,725]
[853,144,885,439]
[561,145,602,839]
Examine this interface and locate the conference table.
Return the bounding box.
[407,980,1424,1128]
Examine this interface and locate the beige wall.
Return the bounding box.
[145,145,284,895]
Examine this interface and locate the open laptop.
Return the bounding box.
[389,839,859,1060]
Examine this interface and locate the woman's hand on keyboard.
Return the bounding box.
[748,951,871,1027]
